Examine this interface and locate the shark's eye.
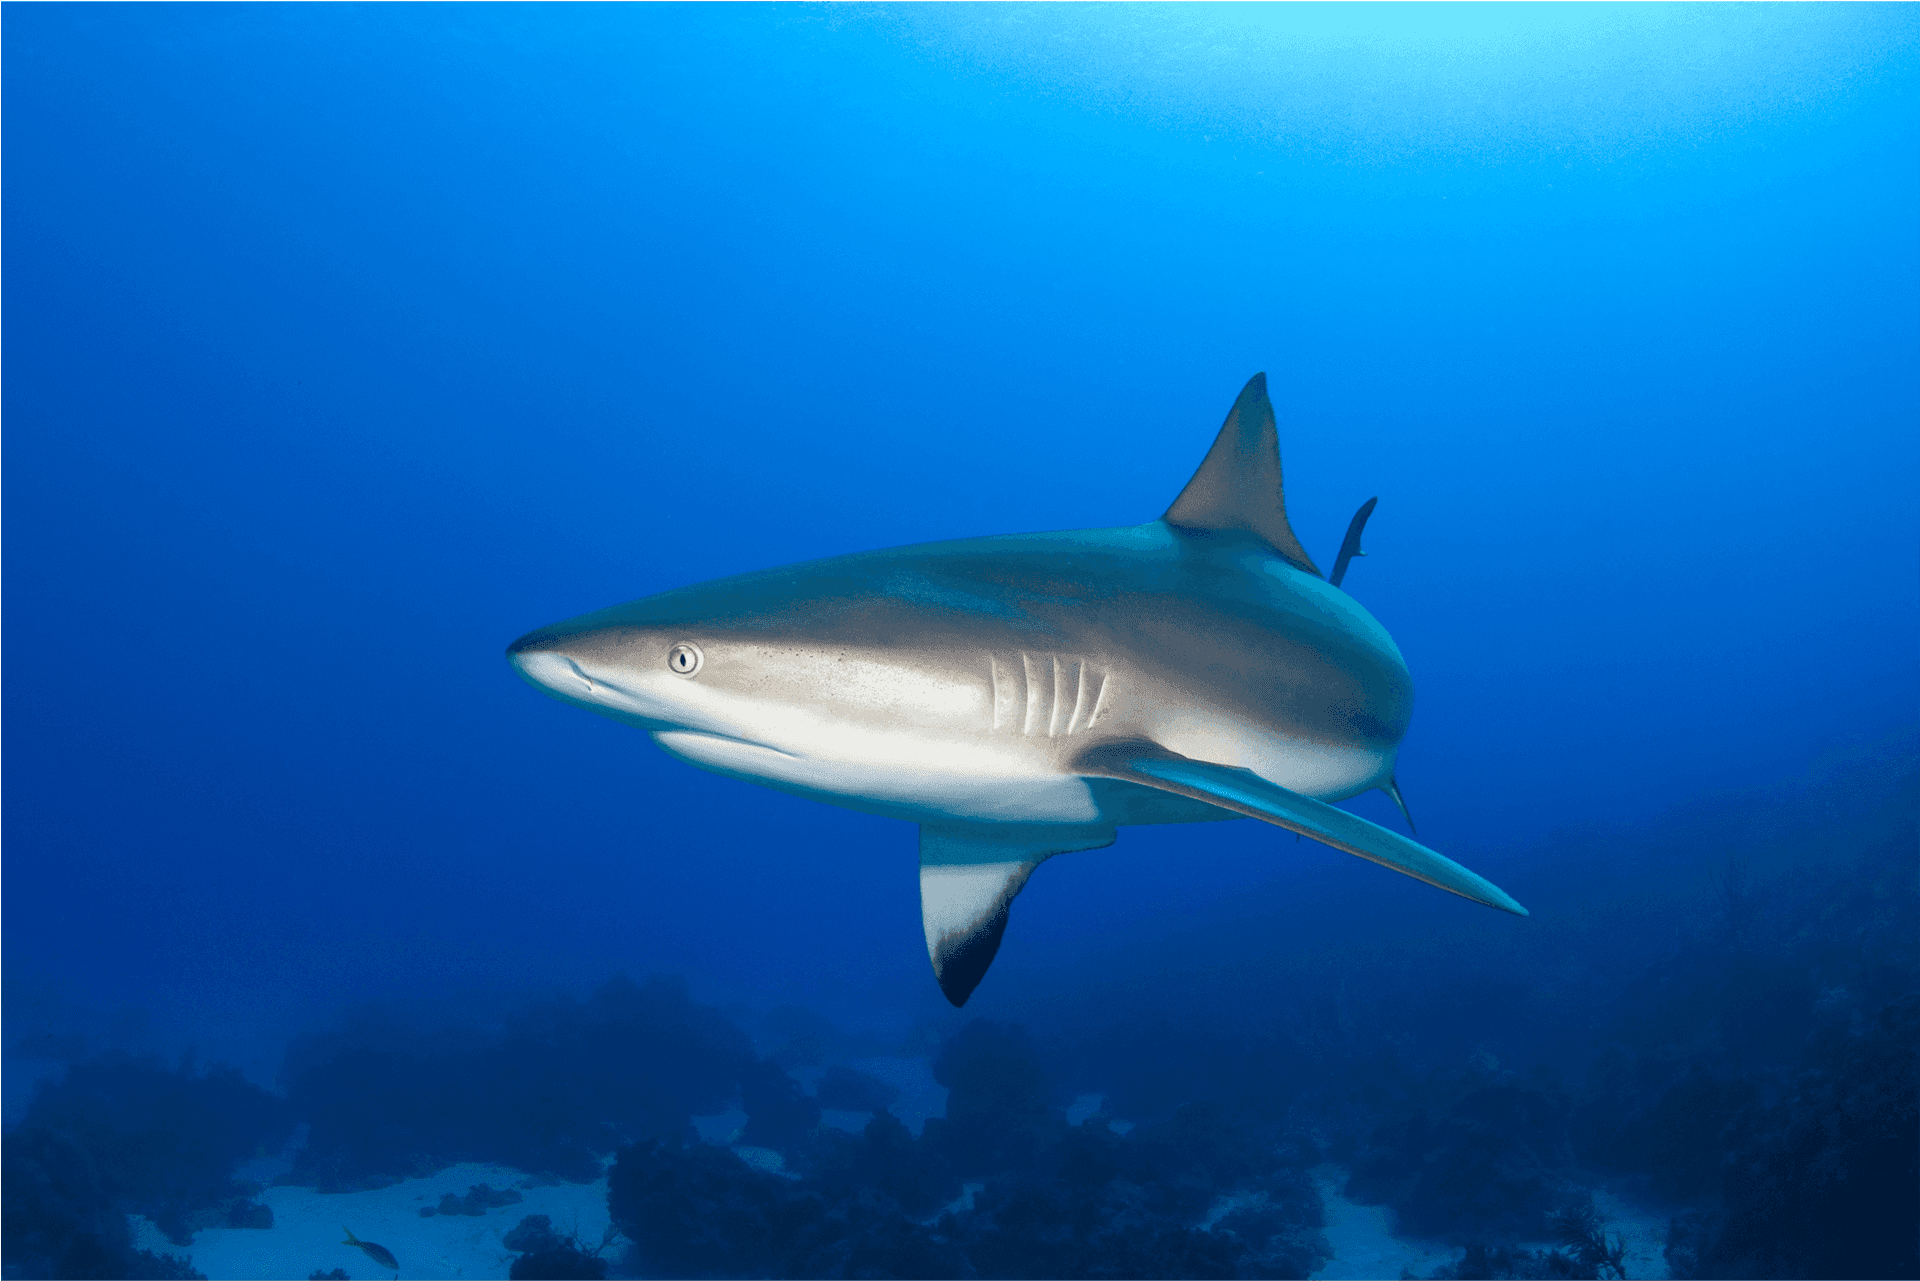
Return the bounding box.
[667,643,703,677]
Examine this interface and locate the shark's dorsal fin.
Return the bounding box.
[1330,497,1378,588]
[1165,373,1324,577]
[1072,741,1526,916]
[919,823,1115,1006]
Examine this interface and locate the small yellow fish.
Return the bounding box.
[342,1227,399,1273]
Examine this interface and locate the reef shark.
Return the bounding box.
[508,374,1525,1005]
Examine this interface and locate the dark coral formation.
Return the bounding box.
[1021,742,1920,1281]
[6,1051,289,1245]
[1,1049,285,1279]
[1346,1079,1578,1241]
[418,1182,524,1217]
[609,1020,1331,1280]
[1691,994,1918,1280]
[502,1214,612,1280]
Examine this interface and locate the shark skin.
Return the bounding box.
[508,374,1526,1006]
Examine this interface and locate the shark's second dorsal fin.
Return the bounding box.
[1164,373,1323,576]
[1330,497,1378,589]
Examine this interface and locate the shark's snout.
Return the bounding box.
[509,649,595,697]
[506,627,571,657]
[506,627,587,700]
[506,627,694,735]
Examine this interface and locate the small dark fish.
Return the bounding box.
[342,1226,399,1272]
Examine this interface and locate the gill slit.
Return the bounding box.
[1084,668,1107,730]
[1065,660,1090,735]
[1021,652,1041,737]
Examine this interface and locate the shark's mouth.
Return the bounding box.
[651,730,802,773]
[511,651,804,763]
[511,651,660,720]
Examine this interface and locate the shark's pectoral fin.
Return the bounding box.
[919,823,1116,1006]
[1072,742,1526,917]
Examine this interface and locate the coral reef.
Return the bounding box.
[4,751,1911,1280]
[418,1182,523,1217]
[1344,1078,1578,1241]
[609,1022,1331,1281]
[6,1050,289,1245]
[1546,1195,1626,1279]
[1697,993,1919,1279]
[1,1049,286,1278]
[501,1213,613,1280]
[2,1122,202,1279]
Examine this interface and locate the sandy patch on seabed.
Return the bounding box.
[131,1152,1673,1280]
[129,1162,612,1281]
[132,1065,954,1281]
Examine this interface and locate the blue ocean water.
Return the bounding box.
[5,6,1915,1280]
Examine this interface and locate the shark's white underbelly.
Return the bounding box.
[1151,714,1389,801]
[652,730,1105,823]
[653,713,1388,826]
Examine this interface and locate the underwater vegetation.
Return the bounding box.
[6,1051,289,1243]
[1,1121,207,1281]
[2,748,1914,1280]
[1682,993,1918,1280]
[503,1214,616,1280]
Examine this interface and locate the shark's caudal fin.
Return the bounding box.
[919,823,1115,1006]
[1073,742,1526,916]
[1330,497,1378,588]
[1164,372,1324,576]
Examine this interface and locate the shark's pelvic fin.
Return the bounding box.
[919,823,1116,1006]
[1329,496,1378,588]
[1164,373,1324,577]
[1380,774,1416,834]
[1073,742,1526,916]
